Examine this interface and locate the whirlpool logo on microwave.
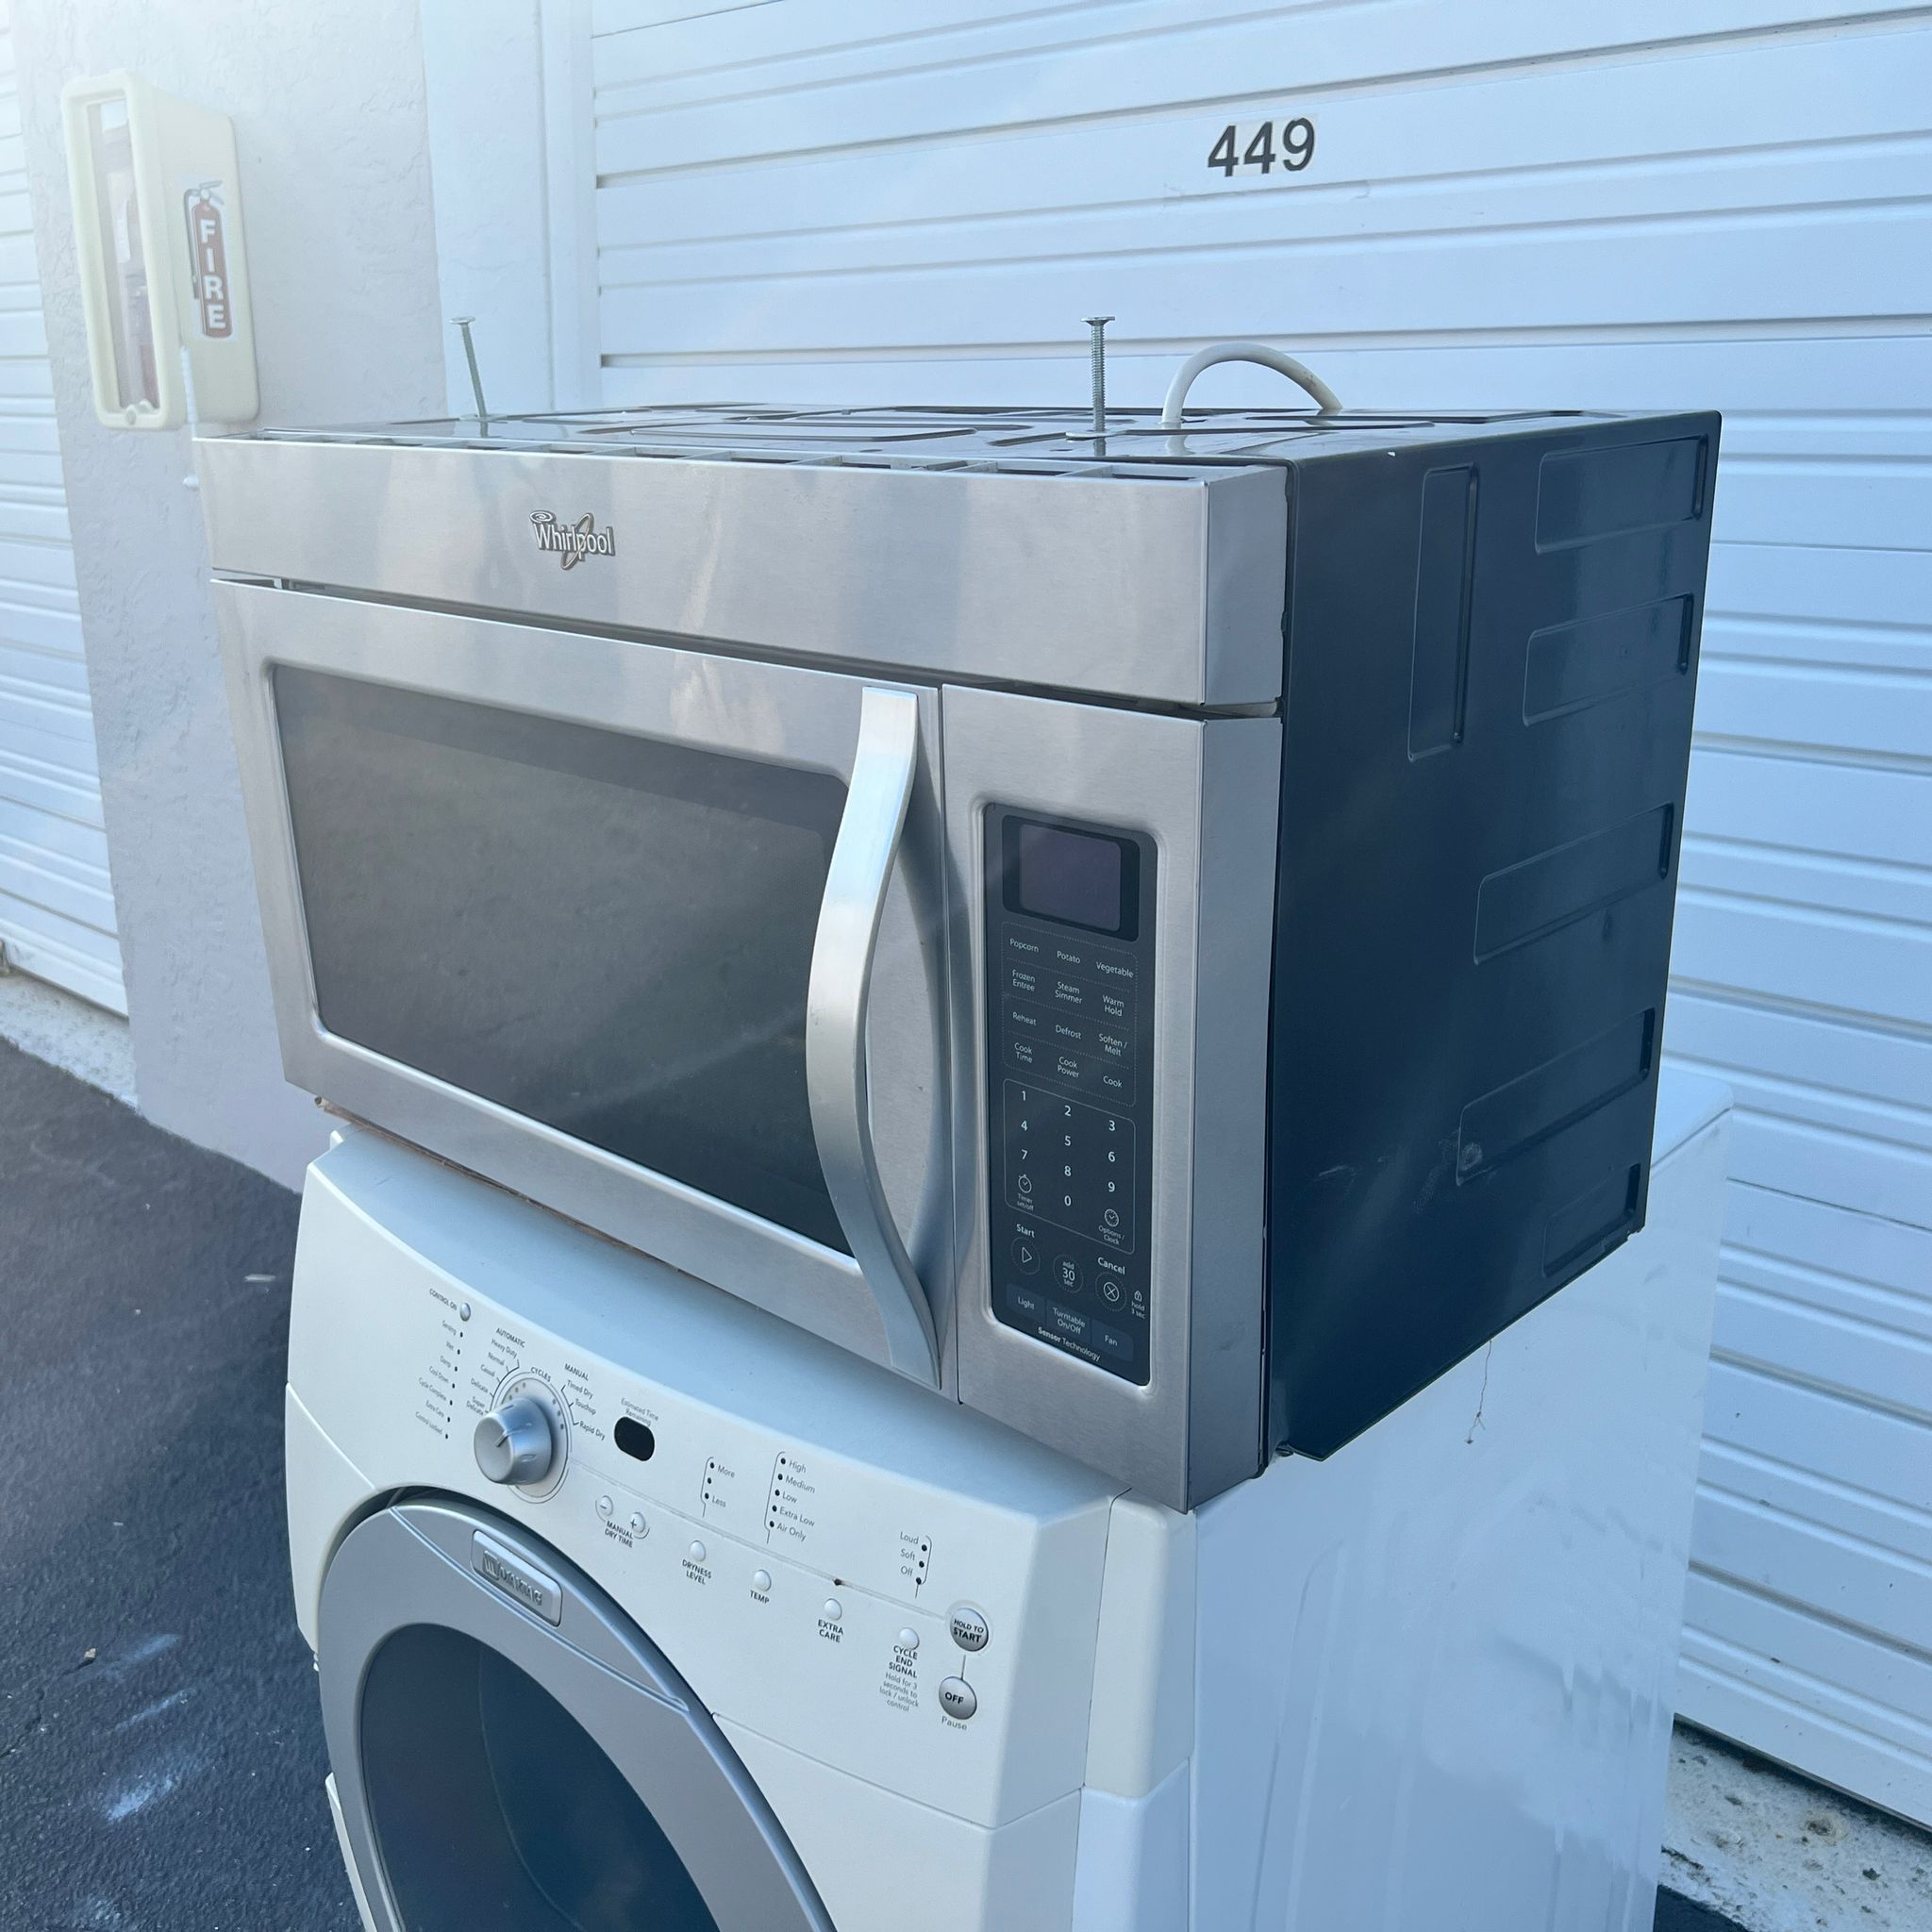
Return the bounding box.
[530,510,617,571]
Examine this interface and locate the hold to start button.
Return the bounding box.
[948,1604,991,1652]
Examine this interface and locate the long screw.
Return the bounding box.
[1084,316,1114,438]
[453,316,490,427]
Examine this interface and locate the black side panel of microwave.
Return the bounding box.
[1267,412,1720,1459]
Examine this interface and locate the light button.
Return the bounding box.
[687,1541,708,1564]
[821,1598,843,1623]
[939,1677,978,1722]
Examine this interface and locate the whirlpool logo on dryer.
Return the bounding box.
[530,510,616,570]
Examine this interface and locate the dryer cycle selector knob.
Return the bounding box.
[474,1397,557,1487]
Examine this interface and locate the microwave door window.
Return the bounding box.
[272,669,850,1253]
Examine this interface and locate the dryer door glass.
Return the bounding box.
[320,1503,830,1932]
[359,1623,715,1930]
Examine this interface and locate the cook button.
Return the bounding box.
[939,1677,978,1722]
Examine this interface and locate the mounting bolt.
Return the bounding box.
[1083,316,1114,438]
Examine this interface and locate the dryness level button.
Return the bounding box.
[938,1677,978,1722]
[949,1605,991,1652]
[687,1541,708,1564]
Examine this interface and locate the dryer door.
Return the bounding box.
[318,1500,832,1932]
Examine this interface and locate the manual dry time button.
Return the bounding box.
[949,1605,990,1652]
[938,1677,978,1722]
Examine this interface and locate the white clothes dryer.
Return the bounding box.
[288,1072,1730,1932]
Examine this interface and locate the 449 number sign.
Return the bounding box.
[1208,117,1315,177]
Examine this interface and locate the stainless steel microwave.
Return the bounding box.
[201,402,1717,1509]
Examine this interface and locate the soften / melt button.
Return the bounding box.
[938,1677,978,1722]
[948,1604,991,1652]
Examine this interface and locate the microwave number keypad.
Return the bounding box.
[983,813,1155,1388]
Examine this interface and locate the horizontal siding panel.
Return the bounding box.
[0,793,109,867]
[593,2,1931,155]
[1679,1574,1932,1821]
[1693,658,1932,765]
[600,204,1932,357]
[1691,1486,1932,1655]
[1671,889,1932,1026]
[0,906,125,1012]
[598,32,1932,260]
[0,836,115,930]
[1701,1357,1932,1523]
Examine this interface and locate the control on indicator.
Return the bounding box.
[474,1396,557,1488]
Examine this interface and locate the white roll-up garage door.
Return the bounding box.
[0,2,124,1012]
[545,0,1932,1820]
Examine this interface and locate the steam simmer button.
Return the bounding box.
[938,1676,978,1722]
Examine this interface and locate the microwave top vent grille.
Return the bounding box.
[224,402,1605,477]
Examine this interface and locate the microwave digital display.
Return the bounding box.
[1005,817,1139,937]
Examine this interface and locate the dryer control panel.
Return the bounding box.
[285,1127,1121,1836]
[984,809,1157,1385]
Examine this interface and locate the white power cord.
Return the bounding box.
[1159,341,1342,426]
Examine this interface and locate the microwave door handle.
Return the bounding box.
[805,685,942,1387]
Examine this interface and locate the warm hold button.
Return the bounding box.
[938,1677,978,1722]
[948,1605,991,1652]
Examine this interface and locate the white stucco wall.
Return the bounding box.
[11,0,446,1185]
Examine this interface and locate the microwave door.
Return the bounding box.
[212,583,955,1387]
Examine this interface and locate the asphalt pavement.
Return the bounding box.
[0,1034,1743,1931]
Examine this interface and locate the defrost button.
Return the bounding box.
[938,1677,978,1722]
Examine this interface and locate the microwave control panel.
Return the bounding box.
[983,809,1157,1386]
